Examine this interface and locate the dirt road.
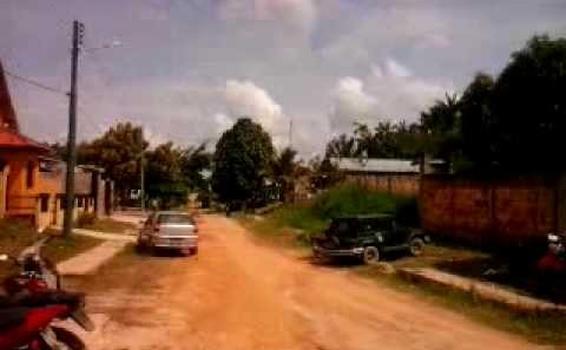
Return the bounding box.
[75,214,538,350]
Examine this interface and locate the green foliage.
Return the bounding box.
[257,184,419,244]
[309,156,343,190]
[492,35,566,171]
[181,143,212,192]
[146,142,188,208]
[212,118,275,205]
[459,73,496,170]
[420,93,462,163]
[325,121,422,159]
[74,122,148,200]
[272,147,299,202]
[311,184,398,219]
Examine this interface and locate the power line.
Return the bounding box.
[4,69,68,96]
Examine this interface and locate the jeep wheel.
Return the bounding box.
[362,246,380,264]
[409,237,425,257]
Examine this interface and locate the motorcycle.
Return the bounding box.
[0,237,94,349]
[2,237,60,297]
[537,232,566,274]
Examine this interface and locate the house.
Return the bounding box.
[331,157,420,196]
[0,60,114,231]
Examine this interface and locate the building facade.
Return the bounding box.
[0,60,113,231]
[331,157,420,196]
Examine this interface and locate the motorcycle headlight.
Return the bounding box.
[548,233,559,243]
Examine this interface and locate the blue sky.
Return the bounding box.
[2,0,566,156]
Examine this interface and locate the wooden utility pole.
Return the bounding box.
[63,20,84,237]
[140,151,145,213]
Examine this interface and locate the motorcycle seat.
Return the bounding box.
[0,307,29,329]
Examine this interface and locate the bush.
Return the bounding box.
[76,212,97,228]
[312,184,398,219]
[263,184,421,244]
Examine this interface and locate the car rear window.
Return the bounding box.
[157,214,194,224]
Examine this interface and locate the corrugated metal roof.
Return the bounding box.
[331,157,419,174]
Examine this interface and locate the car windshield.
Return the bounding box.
[329,220,355,236]
[157,214,193,225]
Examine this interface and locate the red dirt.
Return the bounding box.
[77,214,537,350]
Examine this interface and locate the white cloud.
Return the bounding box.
[329,77,376,132]
[223,79,287,147]
[385,58,412,78]
[329,59,451,134]
[213,112,234,135]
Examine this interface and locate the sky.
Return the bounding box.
[2,0,566,157]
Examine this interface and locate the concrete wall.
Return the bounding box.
[420,175,562,247]
[344,173,420,196]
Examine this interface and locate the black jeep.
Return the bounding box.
[311,214,429,264]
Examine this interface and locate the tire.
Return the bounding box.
[362,246,380,264]
[409,237,425,257]
[41,327,85,350]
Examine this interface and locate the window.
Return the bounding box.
[157,214,193,224]
[40,194,49,213]
[60,197,66,209]
[371,219,392,231]
[26,161,34,188]
[77,197,83,208]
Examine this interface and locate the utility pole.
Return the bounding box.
[140,151,145,213]
[63,20,84,237]
[288,118,293,149]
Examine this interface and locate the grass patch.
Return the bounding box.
[357,267,566,345]
[242,183,418,246]
[0,219,102,280]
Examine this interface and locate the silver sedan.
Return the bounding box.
[137,211,198,255]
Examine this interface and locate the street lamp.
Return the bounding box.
[83,40,122,54]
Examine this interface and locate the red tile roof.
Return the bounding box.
[0,129,49,151]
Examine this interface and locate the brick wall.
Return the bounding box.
[420,175,562,246]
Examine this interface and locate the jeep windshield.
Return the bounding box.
[327,219,356,237]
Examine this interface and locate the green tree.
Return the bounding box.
[492,35,566,171]
[76,122,148,203]
[325,121,422,160]
[146,142,188,209]
[272,147,298,202]
[325,133,357,158]
[181,143,212,192]
[459,73,496,171]
[420,93,461,166]
[212,118,275,208]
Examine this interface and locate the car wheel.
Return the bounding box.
[362,246,380,264]
[409,237,425,257]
